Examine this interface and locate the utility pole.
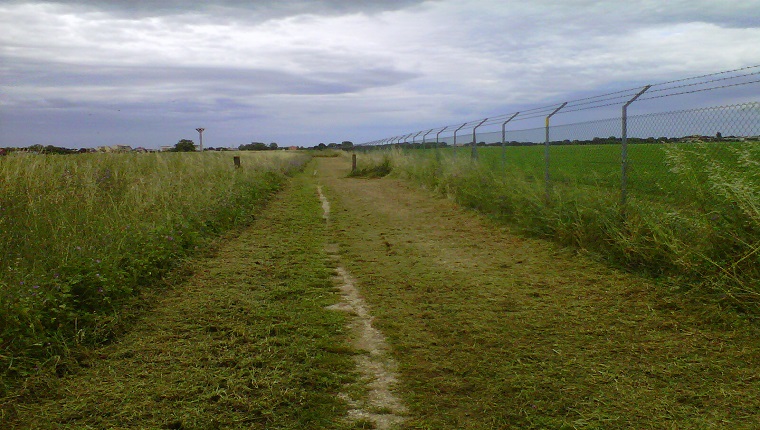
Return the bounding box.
[196,128,205,152]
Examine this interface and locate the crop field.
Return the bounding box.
[417,141,754,202]
[0,151,308,393]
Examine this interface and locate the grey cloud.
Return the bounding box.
[3,0,434,19]
[4,58,420,102]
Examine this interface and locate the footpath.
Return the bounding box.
[4,155,759,429]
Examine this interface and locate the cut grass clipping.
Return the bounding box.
[2,168,359,429]
[318,155,760,429]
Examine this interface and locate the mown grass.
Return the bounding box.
[318,156,760,428]
[2,168,360,429]
[0,151,309,395]
[357,143,760,312]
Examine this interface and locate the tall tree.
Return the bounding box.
[173,139,196,152]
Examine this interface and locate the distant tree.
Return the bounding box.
[716,131,723,139]
[41,145,75,154]
[173,139,196,152]
[269,142,278,150]
[340,141,354,150]
[238,142,267,151]
[317,143,327,150]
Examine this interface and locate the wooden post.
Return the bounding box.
[352,153,357,172]
[233,156,241,168]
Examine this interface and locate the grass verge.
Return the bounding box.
[359,145,760,314]
[1,166,358,429]
[0,151,309,395]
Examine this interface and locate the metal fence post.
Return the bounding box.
[436,126,448,162]
[545,102,567,203]
[453,123,466,157]
[412,131,423,147]
[621,85,651,214]
[501,112,520,168]
[422,129,434,149]
[472,118,488,160]
[406,133,415,145]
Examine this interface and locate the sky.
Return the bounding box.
[1,0,760,149]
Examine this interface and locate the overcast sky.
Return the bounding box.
[2,0,760,149]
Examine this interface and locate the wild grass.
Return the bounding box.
[0,151,309,393]
[361,143,760,313]
[2,168,358,429]
[348,153,393,178]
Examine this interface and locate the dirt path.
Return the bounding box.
[318,185,406,429]
[315,155,760,429]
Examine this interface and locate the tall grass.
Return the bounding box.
[364,144,760,312]
[0,151,308,389]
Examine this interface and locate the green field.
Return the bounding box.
[417,142,755,203]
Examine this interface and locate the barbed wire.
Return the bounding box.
[650,64,760,87]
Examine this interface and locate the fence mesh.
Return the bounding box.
[390,102,760,210]
[357,70,760,301]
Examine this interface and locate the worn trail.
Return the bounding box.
[315,155,760,429]
[318,185,406,429]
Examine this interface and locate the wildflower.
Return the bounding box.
[96,259,101,264]
[33,285,40,289]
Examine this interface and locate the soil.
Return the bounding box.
[318,185,406,429]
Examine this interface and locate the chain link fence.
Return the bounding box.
[357,69,760,301]
[360,67,760,215]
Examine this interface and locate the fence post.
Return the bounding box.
[621,85,651,215]
[453,123,467,157]
[472,118,488,160]
[436,126,448,162]
[405,133,415,147]
[422,129,434,150]
[501,112,520,168]
[233,156,241,168]
[412,131,423,147]
[352,153,357,172]
[544,102,567,202]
